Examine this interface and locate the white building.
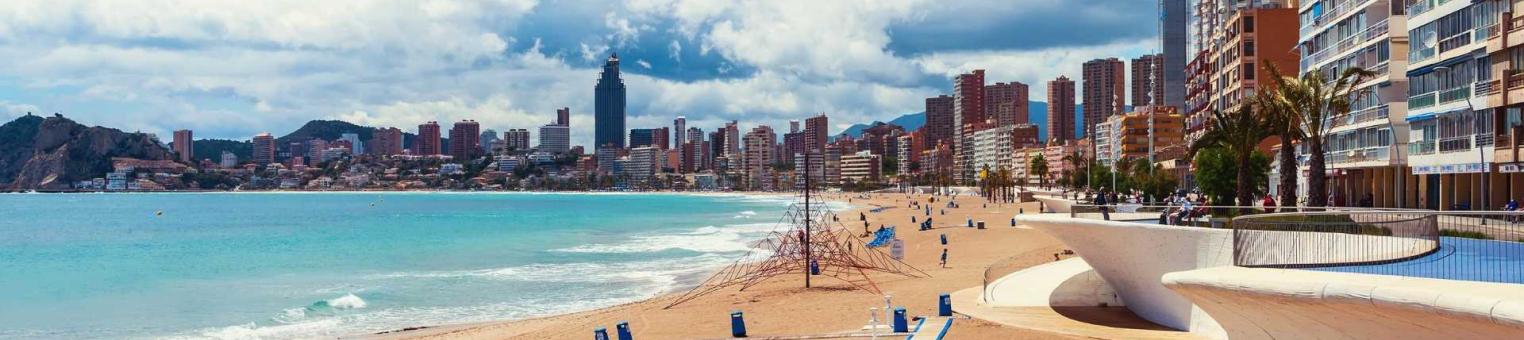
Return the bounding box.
[219,151,238,168]
[1402,0,1502,210]
[1298,0,1410,207]
[626,146,662,187]
[1093,118,1119,168]
[972,125,1016,174]
[840,151,881,184]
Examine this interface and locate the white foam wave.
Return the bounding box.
[733,210,758,219]
[553,223,780,254]
[327,293,367,310]
[375,253,736,288]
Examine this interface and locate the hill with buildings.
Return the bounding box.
[0,113,174,190]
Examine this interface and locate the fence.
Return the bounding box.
[1232,211,1524,284]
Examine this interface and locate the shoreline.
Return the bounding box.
[354,192,1076,340]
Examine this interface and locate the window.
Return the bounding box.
[1244,41,1255,56]
[1244,16,1255,33]
[1244,63,1256,80]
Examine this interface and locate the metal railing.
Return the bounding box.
[1329,104,1389,128]
[1232,211,1524,284]
[1409,92,1438,109]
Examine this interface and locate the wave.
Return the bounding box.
[733,210,758,219]
[553,223,781,254]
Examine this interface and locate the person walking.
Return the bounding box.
[1094,188,1111,221]
[940,248,948,268]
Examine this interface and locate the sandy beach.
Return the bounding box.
[357,191,1080,339]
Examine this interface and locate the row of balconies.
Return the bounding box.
[1304,18,1390,70]
[1301,0,1375,38]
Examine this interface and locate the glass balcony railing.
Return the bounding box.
[1329,104,1390,129]
[1410,140,1438,156]
[1409,92,1438,109]
[1438,86,1472,104]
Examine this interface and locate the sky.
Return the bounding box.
[0,0,1160,146]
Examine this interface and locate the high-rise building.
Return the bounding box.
[372,127,404,156]
[252,133,276,165]
[341,133,364,155]
[1047,76,1077,144]
[790,120,800,133]
[626,146,661,187]
[952,70,985,184]
[804,114,829,153]
[840,151,881,184]
[985,82,1029,126]
[923,95,955,152]
[897,132,923,177]
[595,53,626,148]
[556,107,570,126]
[1082,58,1125,139]
[172,129,193,163]
[724,121,740,159]
[417,121,442,156]
[504,129,531,151]
[673,117,686,148]
[1160,0,1187,109]
[1130,54,1165,107]
[220,151,237,168]
[479,129,499,155]
[652,127,670,150]
[630,128,656,148]
[742,125,777,190]
[538,124,570,154]
[449,120,481,160]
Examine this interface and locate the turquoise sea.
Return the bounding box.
[0,192,805,339]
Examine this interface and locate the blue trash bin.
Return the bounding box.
[1010,217,1016,226]
[938,293,952,316]
[616,321,632,340]
[730,310,747,337]
[892,307,908,332]
[809,259,820,275]
[594,327,609,340]
[966,218,973,227]
[939,233,946,245]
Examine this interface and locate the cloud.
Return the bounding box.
[0,0,1157,147]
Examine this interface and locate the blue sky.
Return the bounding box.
[0,0,1159,146]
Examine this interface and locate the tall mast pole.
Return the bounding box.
[804,152,812,288]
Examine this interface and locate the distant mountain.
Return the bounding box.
[194,120,425,160]
[278,120,376,144]
[192,139,252,163]
[0,114,174,190]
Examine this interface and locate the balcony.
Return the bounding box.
[1437,86,1472,105]
[1410,140,1437,156]
[1409,92,1438,109]
[1329,105,1390,129]
[1327,145,1392,165]
[1437,31,1473,55]
[1408,0,1436,17]
[1303,19,1388,70]
[1477,79,1501,96]
[1509,71,1524,89]
[1301,0,1368,38]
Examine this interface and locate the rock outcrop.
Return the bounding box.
[0,114,173,190]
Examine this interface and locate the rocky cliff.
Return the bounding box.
[0,114,174,190]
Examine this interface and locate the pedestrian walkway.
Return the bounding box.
[951,287,1198,340]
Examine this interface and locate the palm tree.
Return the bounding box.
[1031,153,1049,189]
[1191,103,1273,211]
[1264,63,1374,207]
[1256,65,1299,211]
[1062,151,1087,191]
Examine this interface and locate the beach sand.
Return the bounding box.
[359,192,1083,339]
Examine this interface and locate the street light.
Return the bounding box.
[1435,65,1487,214]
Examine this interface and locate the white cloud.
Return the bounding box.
[0,0,1154,144]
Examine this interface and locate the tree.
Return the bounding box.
[1194,147,1270,207]
[1264,63,1374,207]
[1030,153,1049,188]
[1191,103,1273,211]
[1257,65,1300,210]
[1062,151,1088,190]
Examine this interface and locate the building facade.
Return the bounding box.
[417,121,442,156]
[595,53,627,149]
[449,120,481,161]
[1047,76,1078,143]
[953,70,986,184]
[1082,58,1126,139]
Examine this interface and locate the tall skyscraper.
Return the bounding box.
[723,121,740,158]
[595,53,626,148]
[1160,0,1187,109]
[923,95,954,151]
[985,82,1029,126]
[673,116,686,148]
[952,70,985,184]
[1131,54,1165,107]
[504,129,531,151]
[803,114,829,153]
[172,129,193,163]
[556,107,570,126]
[417,121,442,156]
[252,132,275,165]
[1082,58,1125,139]
[373,127,404,155]
[742,125,777,190]
[449,120,481,160]
[1047,76,1076,143]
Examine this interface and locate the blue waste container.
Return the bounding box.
[594,327,609,340]
[809,259,820,275]
[938,293,952,316]
[616,321,632,340]
[892,307,908,332]
[966,218,973,227]
[939,234,947,245]
[730,310,747,337]
[1010,217,1016,226]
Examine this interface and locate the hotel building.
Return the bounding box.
[952,70,986,184]
[1082,58,1126,139]
[840,151,882,184]
[416,121,442,156]
[1296,0,1411,207]
[173,129,193,163]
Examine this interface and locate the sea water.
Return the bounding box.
[0,192,808,339]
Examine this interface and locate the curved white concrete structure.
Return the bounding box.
[1164,266,1524,340]
[985,257,1122,308]
[1034,196,1077,213]
[1015,214,1232,336]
